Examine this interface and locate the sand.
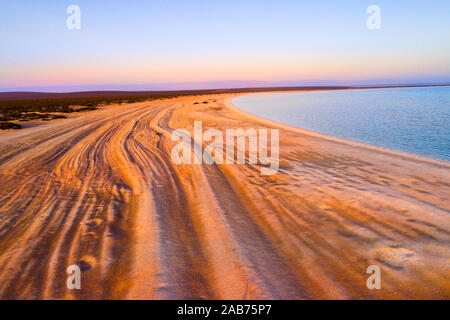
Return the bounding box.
[0,93,448,299]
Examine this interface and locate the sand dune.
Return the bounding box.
[0,94,448,299]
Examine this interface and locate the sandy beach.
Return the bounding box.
[0,93,448,299]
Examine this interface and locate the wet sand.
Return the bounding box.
[0,93,448,299]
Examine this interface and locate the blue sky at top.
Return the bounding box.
[0,0,449,91]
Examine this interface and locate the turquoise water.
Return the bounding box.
[232,87,450,161]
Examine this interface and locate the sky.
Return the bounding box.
[0,0,449,92]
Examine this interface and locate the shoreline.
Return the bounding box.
[2,84,449,164]
[0,93,448,299]
[224,92,450,168]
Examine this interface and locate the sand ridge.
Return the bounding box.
[0,93,448,299]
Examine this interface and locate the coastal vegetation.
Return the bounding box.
[0,86,362,130]
[0,94,178,129]
[0,122,21,130]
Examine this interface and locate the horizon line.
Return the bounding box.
[1,80,450,94]
[1,84,449,102]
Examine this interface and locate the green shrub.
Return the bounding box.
[50,114,67,119]
[0,122,21,130]
[77,107,97,112]
[0,93,191,124]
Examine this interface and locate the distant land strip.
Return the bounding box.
[1,84,448,130]
[1,84,449,101]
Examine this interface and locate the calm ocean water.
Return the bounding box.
[232,86,450,161]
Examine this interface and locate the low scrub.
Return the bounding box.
[0,122,21,130]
